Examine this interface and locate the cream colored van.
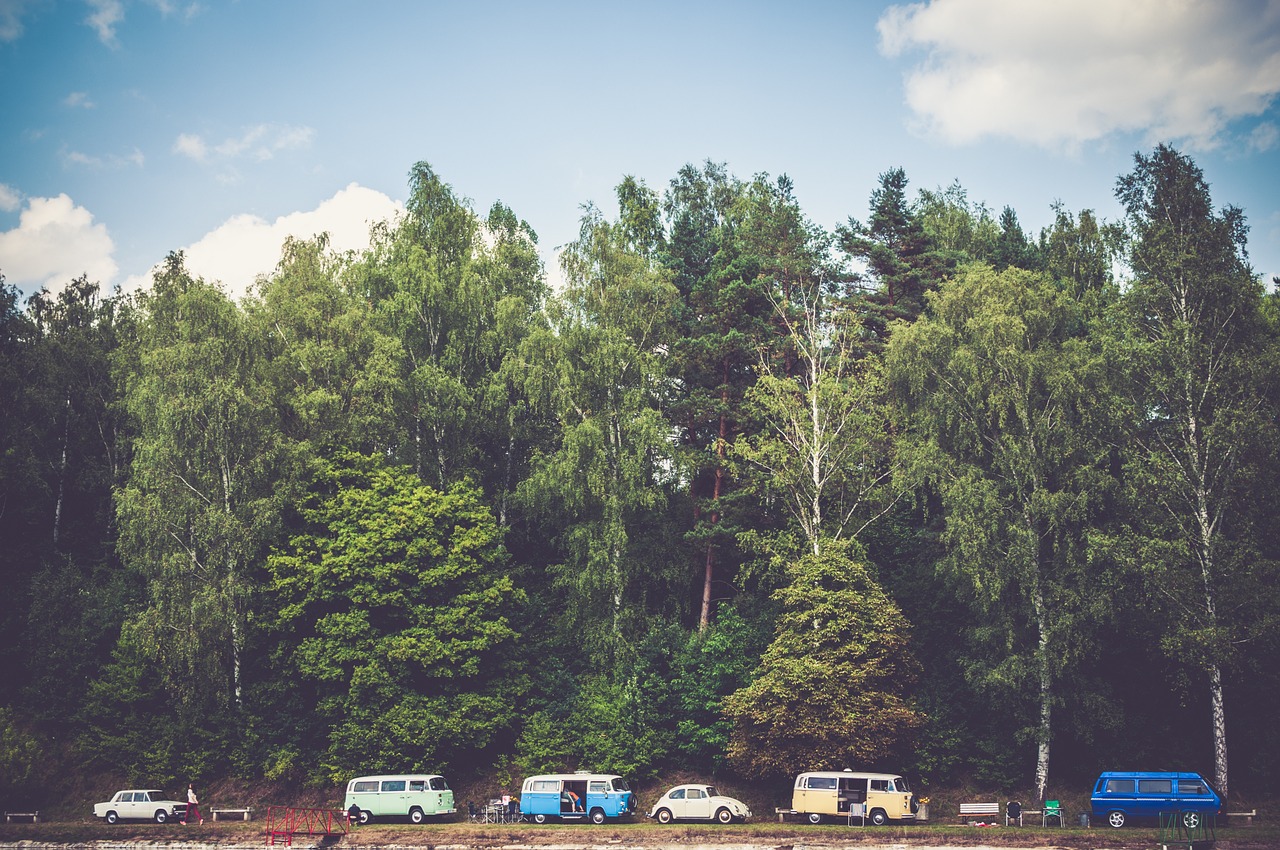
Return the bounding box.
[791,770,917,825]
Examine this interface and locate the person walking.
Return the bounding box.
[183,783,203,825]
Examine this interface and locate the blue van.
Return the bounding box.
[1090,771,1220,828]
[520,772,636,824]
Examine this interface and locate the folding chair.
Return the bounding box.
[1005,801,1022,826]
[1043,800,1063,826]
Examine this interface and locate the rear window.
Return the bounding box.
[1106,779,1134,793]
[1139,779,1172,794]
[1178,780,1208,795]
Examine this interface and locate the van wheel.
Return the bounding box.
[1182,812,1202,829]
[410,807,425,824]
[590,808,606,825]
[716,807,733,824]
[533,813,547,824]
[105,811,119,825]
[357,809,372,825]
[807,812,823,824]
[1107,811,1125,828]
[870,809,888,826]
[656,808,672,824]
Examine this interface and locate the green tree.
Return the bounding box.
[1111,145,1280,796]
[113,253,283,722]
[517,188,680,657]
[723,541,922,777]
[264,451,525,780]
[887,262,1114,799]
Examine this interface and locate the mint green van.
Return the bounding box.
[344,774,456,824]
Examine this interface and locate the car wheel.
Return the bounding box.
[807,812,823,825]
[154,809,169,824]
[1107,810,1126,828]
[533,813,547,824]
[105,811,119,825]
[1183,812,1202,829]
[590,808,606,825]
[716,807,733,824]
[410,807,425,824]
[656,808,673,824]
[357,809,372,825]
[870,809,888,826]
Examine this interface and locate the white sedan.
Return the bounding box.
[93,789,187,824]
[648,784,751,824]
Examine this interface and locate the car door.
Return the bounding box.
[128,792,148,819]
[684,787,711,820]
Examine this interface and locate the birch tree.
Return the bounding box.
[1112,145,1280,797]
[888,262,1113,801]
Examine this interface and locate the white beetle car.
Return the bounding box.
[648,784,751,824]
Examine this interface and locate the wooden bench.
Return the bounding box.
[3,812,40,823]
[211,807,254,821]
[1223,809,1256,826]
[958,801,1000,823]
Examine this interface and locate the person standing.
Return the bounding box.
[183,783,203,825]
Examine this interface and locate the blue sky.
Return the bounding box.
[3,0,1279,300]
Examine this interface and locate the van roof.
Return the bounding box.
[523,773,623,781]
[347,774,445,782]
[797,771,902,780]
[1097,771,1206,779]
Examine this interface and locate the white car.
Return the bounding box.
[648,784,751,824]
[93,789,187,824]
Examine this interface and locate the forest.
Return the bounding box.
[1,144,1278,809]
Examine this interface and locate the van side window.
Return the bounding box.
[409,781,426,792]
[431,777,448,791]
[353,781,378,792]
[589,781,607,793]
[1106,779,1133,793]
[870,779,889,792]
[381,780,406,792]
[808,777,837,790]
[1138,780,1172,794]
[532,780,559,792]
[1178,780,1207,795]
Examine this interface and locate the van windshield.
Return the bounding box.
[611,779,631,792]
[896,777,910,792]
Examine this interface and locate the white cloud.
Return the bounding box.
[0,183,20,213]
[0,0,32,42]
[0,194,117,292]
[85,0,123,47]
[61,146,145,169]
[878,0,1280,150]
[122,183,402,300]
[173,132,208,161]
[64,91,95,109]
[1249,122,1280,152]
[174,124,314,171]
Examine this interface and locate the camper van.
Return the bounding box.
[1090,771,1221,828]
[519,772,636,824]
[344,774,456,824]
[790,770,917,825]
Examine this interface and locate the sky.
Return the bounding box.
[2,0,1280,302]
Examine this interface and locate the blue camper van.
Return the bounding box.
[520,772,636,824]
[1090,771,1221,828]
